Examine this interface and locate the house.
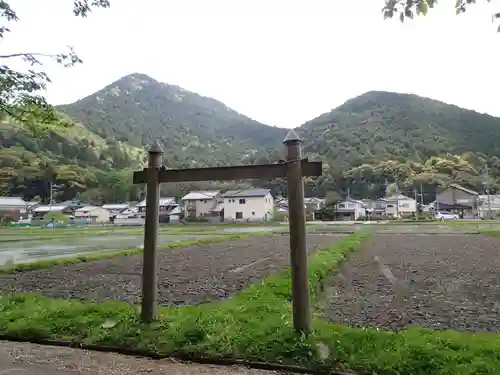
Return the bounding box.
[436,184,479,217]
[304,197,326,213]
[384,194,417,218]
[102,204,130,216]
[222,188,274,222]
[74,206,111,223]
[477,194,500,219]
[333,198,366,221]
[114,206,139,219]
[181,191,222,220]
[59,199,84,211]
[137,197,176,215]
[0,197,28,221]
[32,205,74,220]
[362,199,387,218]
[26,200,41,212]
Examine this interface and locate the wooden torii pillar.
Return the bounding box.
[133,130,322,333]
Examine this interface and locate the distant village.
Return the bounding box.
[0,183,498,226]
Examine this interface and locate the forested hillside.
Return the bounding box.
[299,91,500,200]
[3,74,500,204]
[0,118,145,203]
[57,73,287,168]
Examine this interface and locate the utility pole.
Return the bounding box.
[347,187,351,199]
[395,177,400,219]
[436,188,440,213]
[420,183,424,206]
[414,188,419,220]
[484,165,492,219]
[49,182,53,211]
[48,182,60,210]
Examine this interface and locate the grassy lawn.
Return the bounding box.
[1,231,500,374]
[0,232,272,273]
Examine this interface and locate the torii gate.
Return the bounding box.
[132,130,322,333]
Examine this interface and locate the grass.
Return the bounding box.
[0,232,272,273]
[479,229,500,238]
[2,231,500,374]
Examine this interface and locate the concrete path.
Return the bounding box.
[0,341,289,375]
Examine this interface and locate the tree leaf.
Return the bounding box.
[417,1,428,15]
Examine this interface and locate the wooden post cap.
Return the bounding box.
[148,140,164,154]
[283,129,302,144]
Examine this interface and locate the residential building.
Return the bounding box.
[436,184,479,217]
[477,194,500,219]
[0,197,28,221]
[181,191,222,219]
[32,205,74,220]
[222,188,274,222]
[137,197,177,216]
[102,203,129,213]
[304,197,326,213]
[384,194,417,218]
[362,199,387,218]
[333,198,366,221]
[74,206,111,223]
[59,199,84,211]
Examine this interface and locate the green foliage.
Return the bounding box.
[382,0,500,31]
[43,211,68,224]
[0,0,110,131]
[299,91,500,200]
[5,79,500,203]
[3,232,500,374]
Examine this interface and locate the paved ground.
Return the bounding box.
[0,234,343,306]
[0,341,291,374]
[321,233,500,332]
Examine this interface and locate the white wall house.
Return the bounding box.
[333,198,366,220]
[75,206,111,223]
[137,197,177,218]
[0,197,28,220]
[384,194,417,218]
[222,188,274,222]
[181,191,222,219]
[477,194,500,218]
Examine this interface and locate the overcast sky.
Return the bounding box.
[4,0,499,128]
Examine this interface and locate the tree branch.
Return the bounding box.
[0,103,23,122]
[0,52,58,59]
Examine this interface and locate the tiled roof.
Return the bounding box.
[102,204,129,210]
[181,191,220,200]
[222,189,271,198]
[33,205,67,213]
[385,194,413,201]
[75,206,102,212]
[0,197,27,207]
[449,183,479,195]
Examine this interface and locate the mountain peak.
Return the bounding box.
[56,74,287,162]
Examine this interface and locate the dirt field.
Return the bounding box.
[321,233,500,333]
[0,234,342,306]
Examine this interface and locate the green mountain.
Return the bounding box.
[298,90,500,167]
[3,75,500,205]
[57,73,287,167]
[297,91,500,199]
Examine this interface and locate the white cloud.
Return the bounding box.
[4,0,500,128]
